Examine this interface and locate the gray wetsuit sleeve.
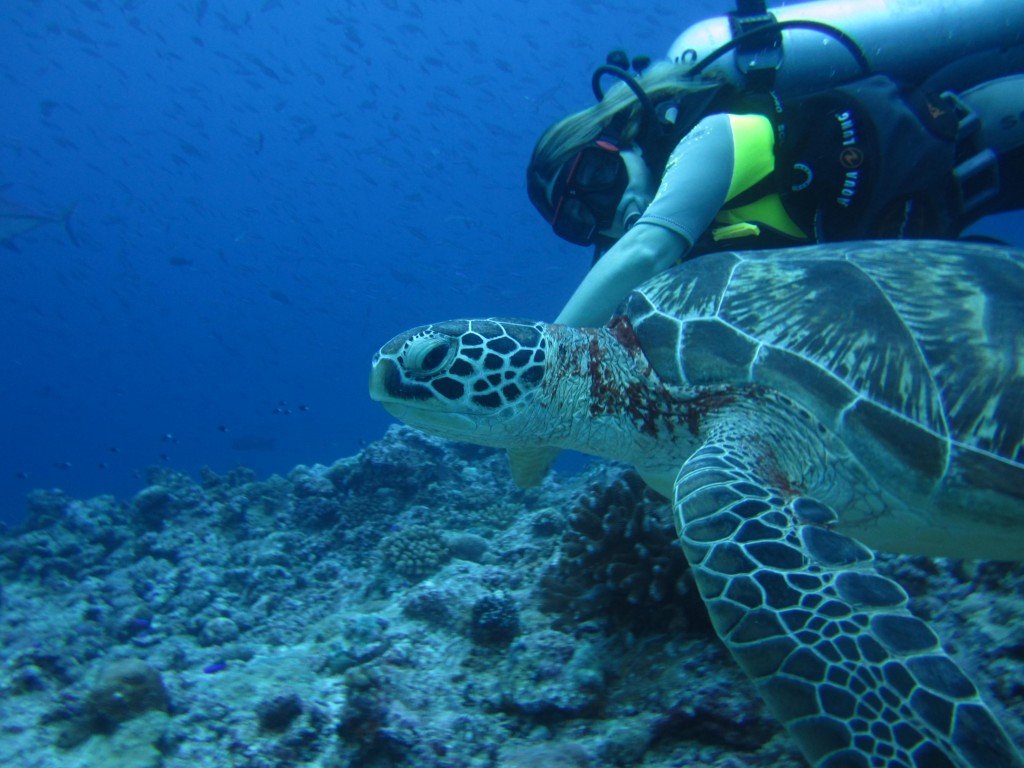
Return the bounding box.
[636,113,735,246]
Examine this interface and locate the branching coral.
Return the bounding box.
[539,469,710,635]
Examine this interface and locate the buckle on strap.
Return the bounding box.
[712,222,761,242]
[942,90,1001,214]
[728,0,782,91]
[954,149,1000,214]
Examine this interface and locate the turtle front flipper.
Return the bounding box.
[673,439,1024,768]
[506,446,560,488]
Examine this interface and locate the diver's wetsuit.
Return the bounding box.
[635,74,1024,256]
[637,112,800,249]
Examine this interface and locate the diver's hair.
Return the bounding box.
[527,61,722,220]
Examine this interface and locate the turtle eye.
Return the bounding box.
[421,343,449,371]
[404,335,455,378]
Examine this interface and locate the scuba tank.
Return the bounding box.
[669,0,1024,95]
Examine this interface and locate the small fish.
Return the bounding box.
[0,196,79,248]
[203,660,227,674]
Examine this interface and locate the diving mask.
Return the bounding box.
[549,141,629,246]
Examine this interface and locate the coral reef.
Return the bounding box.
[0,424,1020,768]
[469,591,521,646]
[379,524,451,581]
[86,658,170,725]
[540,469,710,635]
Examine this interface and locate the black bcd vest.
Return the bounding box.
[772,74,960,242]
[643,74,961,255]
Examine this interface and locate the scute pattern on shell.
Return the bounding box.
[629,240,1024,474]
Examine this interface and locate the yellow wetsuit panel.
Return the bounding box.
[724,114,775,201]
[716,194,808,240]
[719,114,807,240]
[637,112,808,246]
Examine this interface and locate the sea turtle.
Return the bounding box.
[368,239,1024,768]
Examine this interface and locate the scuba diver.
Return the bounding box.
[526,0,1024,330]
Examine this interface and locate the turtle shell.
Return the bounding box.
[624,240,1024,502]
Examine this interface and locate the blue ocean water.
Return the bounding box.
[1,0,1021,526]
[0,0,694,522]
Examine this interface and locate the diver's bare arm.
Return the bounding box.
[554,225,687,328]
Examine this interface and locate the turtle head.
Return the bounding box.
[369,318,550,447]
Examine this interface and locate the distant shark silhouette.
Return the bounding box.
[0,194,79,248]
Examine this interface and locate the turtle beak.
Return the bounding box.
[369,355,478,435]
[368,356,392,403]
[368,359,413,421]
[368,355,435,405]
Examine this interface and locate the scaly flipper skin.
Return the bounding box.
[506,445,560,488]
[675,405,1024,768]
